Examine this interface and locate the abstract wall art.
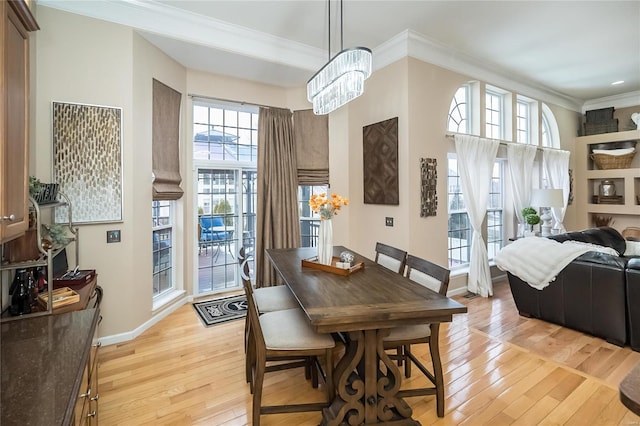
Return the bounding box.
[420,158,437,217]
[363,117,399,205]
[53,101,123,224]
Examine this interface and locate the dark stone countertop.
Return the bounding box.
[1,308,100,426]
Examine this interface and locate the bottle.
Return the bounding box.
[9,269,32,316]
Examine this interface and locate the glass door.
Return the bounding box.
[196,168,239,294]
[196,168,256,295]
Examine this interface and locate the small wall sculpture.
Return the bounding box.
[420,158,437,217]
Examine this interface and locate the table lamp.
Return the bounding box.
[531,188,564,237]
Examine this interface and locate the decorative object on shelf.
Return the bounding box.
[632,112,640,130]
[53,101,123,224]
[28,176,42,198]
[584,107,618,135]
[363,117,399,205]
[599,180,617,197]
[591,147,636,170]
[420,158,438,217]
[41,224,68,246]
[32,183,59,204]
[531,188,564,237]
[309,192,349,265]
[567,169,574,205]
[306,0,372,115]
[9,269,33,316]
[593,215,613,227]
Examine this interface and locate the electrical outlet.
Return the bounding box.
[107,230,121,243]
[385,217,394,227]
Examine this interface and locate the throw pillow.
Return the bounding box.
[561,240,620,256]
[625,241,640,256]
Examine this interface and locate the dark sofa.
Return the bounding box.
[506,227,639,350]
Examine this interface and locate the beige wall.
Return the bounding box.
[31,6,586,338]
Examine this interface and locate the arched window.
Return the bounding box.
[447,85,469,133]
[541,103,560,148]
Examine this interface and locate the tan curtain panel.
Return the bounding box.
[152,79,183,200]
[256,107,301,287]
[293,109,329,185]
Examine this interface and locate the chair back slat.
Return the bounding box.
[374,242,408,274]
[405,254,450,296]
[240,256,266,349]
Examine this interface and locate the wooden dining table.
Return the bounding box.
[266,246,468,426]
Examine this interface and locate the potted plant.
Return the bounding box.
[522,207,540,237]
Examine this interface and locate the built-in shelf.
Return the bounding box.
[575,129,640,230]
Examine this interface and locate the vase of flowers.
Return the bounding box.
[309,193,349,265]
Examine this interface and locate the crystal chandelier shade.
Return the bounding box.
[307,47,372,115]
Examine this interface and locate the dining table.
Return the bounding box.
[265,246,468,426]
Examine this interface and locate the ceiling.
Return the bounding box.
[38,1,640,107]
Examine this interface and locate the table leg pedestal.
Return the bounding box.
[322,329,421,425]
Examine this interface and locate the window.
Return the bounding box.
[152,200,173,297]
[516,100,530,144]
[487,161,505,259]
[485,90,503,139]
[447,155,471,267]
[447,85,469,133]
[298,185,328,247]
[193,104,258,162]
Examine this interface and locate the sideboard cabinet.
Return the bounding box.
[0,0,39,243]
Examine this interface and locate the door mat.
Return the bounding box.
[192,294,247,327]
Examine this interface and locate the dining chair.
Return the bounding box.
[382,254,450,417]
[238,247,312,384]
[374,242,408,274]
[241,259,336,426]
[237,247,299,314]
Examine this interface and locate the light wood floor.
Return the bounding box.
[98,278,640,425]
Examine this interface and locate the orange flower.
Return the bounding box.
[309,193,349,220]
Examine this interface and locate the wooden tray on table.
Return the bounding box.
[302,256,364,276]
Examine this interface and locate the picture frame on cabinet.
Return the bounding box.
[52,101,123,224]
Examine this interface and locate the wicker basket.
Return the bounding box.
[590,151,636,170]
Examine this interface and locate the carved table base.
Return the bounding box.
[322,329,421,425]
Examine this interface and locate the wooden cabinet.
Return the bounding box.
[74,313,101,425]
[0,0,38,243]
[574,129,640,230]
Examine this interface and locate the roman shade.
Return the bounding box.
[152,79,183,200]
[293,109,329,185]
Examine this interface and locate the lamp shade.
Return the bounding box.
[530,188,564,207]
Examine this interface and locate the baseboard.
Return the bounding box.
[99,296,188,346]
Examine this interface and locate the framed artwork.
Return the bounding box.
[53,101,123,224]
[420,158,437,217]
[363,117,399,205]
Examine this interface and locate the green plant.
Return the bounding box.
[42,224,67,245]
[214,200,233,226]
[521,206,537,218]
[525,212,540,231]
[29,176,42,198]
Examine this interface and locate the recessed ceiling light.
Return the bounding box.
[611,80,624,85]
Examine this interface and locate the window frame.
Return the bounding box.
[152,200,174,299]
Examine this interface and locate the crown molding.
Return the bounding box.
[38,0,325,71]
[581,90,640,113]
[374,30,583,112]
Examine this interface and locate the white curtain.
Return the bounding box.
[543,149,570,232]
[507,143,537,224]
[455,135,500,297]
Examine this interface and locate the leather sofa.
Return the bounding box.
[627,258,640,351]
[506,227,638,349]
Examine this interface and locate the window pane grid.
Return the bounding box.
[516,101,530,144]
[298,185,327,247]
[447,85,469,133]
[193,105,259,162]
[485,91,502,139]
[152,200,173,297]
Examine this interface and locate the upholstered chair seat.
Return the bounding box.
[253,285,299,313]
[260,308,335,351]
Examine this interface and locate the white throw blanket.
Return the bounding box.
[494,237,591,290]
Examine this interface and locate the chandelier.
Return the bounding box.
[307,0,372,115]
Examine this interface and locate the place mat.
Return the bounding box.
[192,294,247,327]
